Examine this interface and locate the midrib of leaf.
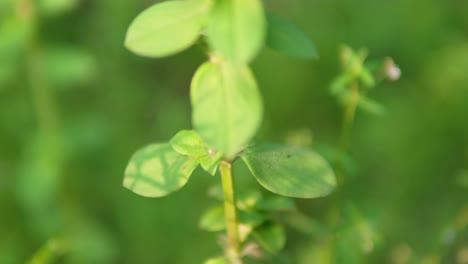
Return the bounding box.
[127,4,208,45]
[220,63,232,156]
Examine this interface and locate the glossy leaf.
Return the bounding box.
[199,206,225,232]
[191,61,263,160]
[170,130,206,156]
[123,143,199,197]
[125,0,211,58]
[206,0,265,63]
[266,12,318,59]
[241,143,336,198]
[253,222,286,254]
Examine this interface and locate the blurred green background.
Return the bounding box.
[0,0,467,263]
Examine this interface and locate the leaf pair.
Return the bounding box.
[125,0,318,61]
[123,130,221,198]
[125,140,336,199]
[170,130,223,175]
[124,0,265,63]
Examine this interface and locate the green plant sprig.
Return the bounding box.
[123,0,335,262]
[330,45,400,181]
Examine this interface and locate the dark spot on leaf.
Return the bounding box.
[287,154,292,158]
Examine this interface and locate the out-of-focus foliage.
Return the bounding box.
[0,0,467,263]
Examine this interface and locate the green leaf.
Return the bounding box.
[200,152,222,176]
[253,222,286,254]
[241,143,336,198]
[236,190,262,210]
[266,12,318,59]
[330,73,352,95]
[123,143,199,197]
[358,95,386,116]
[170,130,206,156]
[204,257,228,264]
[360,67,375,88]
[125,0,211,58]
[257,196,295,212]
[207,184,224,200]
[239,210,265,227]
[199,206,225,232]
[191,61,263,160]
[206,0,265,63]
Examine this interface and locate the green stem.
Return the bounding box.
[18,0,60,136]
[219,161,242,264]
[329,81,360,226]
[339,81,359,154]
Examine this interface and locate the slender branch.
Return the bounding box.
[219,161,242,264]
[339,81,359,154]
[18,0,60,136]
[330,81,360,225]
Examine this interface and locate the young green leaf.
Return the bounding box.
[191,61,263,160]
[241,143,336,198]
[206,0,266,63]
[200,151,222,176]
[330,73,352,95]
[125,0,211,58]
[360,67,376,88]
[199,206,226,232]
[266,12,318,59]
[236,190,262,210]
[170,130,207,156]
[253,222,286,254]
[123,143,199,197]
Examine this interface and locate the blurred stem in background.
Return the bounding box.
[27,238,65,264]
[337,80,359,185]
[339,81,359,155]
[17,0,66,261]
[220,161,242,264]
[19,0,60,136]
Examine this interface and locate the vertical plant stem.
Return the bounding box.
[330,81,360,225]
[18,0,60,136]
[219,161,242,264]
[339,81,359,154]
